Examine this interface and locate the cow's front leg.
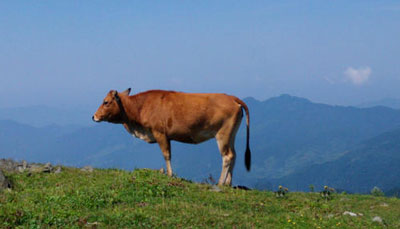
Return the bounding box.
[153,131,173,177]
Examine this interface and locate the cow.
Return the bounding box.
[92,88,251,186]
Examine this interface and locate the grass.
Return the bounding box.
[1,167,399,228]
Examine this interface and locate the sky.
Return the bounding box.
[1,0,400,109]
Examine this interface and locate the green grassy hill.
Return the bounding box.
[1,168,399,228]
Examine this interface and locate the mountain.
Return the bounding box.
[2,94,400,192]
[272,128,400,193]
[240,94,400,180]
[0,120,80,160]
[357,98,400,110]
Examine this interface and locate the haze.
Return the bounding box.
[1,1,399,110]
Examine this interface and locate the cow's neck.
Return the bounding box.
[119,94,155,142]
[118,94,144,125]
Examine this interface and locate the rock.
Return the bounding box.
[0,159,18,172]
[372,216,383,223]
[42,162,53,173]
[380,203,389,207]
[343,211,358,217]
[16,160,28,173]
[159,168,165,174]
[87,221,99,226]
[28,164,44,173]
[0,170,12,190]
[210,185,222,192]
[22,160,28,169]
[81,166,94,173]
[1,159,62,174]
[17,165,25,173]
[54,167,62,174]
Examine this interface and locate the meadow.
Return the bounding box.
[1,167,399,228]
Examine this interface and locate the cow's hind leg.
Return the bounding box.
[216,129,238,185]
[216,135,235,186]
[153,131,173,177]
[225,147,236,185]
[216,109,243,186]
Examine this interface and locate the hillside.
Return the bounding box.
[272,128,400,193]
[2,94,400,192]
[1,167,399,228]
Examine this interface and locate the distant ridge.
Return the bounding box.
[272,127,400,193]
[265,94,312,104]
[357,98,400,110]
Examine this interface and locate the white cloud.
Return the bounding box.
[344,66,371,86]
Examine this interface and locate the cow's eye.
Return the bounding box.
[103,101,109,105]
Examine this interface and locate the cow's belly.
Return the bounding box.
[131,129,156,143]
[171,130,215,144]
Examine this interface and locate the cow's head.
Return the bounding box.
[92,88,131,123]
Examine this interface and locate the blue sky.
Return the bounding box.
[0,1,399,109]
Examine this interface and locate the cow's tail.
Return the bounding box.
[234,97,251,171]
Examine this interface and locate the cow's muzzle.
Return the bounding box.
[92,115,101,122]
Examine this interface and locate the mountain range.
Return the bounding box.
[271,127,400,193]
[1,94,399,194]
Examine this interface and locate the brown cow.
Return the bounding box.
[92,89,251,185]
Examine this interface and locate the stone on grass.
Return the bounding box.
[81,166,94,173]
[0,159,18,172]
[372,216,383,223]
[29,164,44,173]
[54,167,62,174]
[380,203,389,207]
[343,211,358,217]
[42,162,53,173]
[210,185,222,192]
[17,160,28,172]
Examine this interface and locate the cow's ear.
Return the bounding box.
[121,88,131,96]
[112,90,120,101]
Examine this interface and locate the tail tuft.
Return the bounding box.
[245,147,251,171]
